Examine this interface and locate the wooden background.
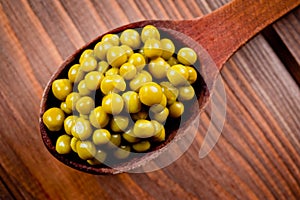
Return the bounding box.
[0,0,299,199]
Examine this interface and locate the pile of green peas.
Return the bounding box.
[42,25,198,166]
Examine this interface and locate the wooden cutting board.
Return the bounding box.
[0,0,299,199]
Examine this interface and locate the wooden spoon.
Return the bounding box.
[39,0,300,174]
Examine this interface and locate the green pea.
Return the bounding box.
[79,49,94,64]
[128,53,146,71]
[94,41,113,61]
[43,107,65,131]
[178,85,195,101]
[81,56,97,72]
[122,91,141,113]
[120,29,141,49]
[71,117,93,140]
[169,101,184,118]
[102,93,124,115]
[84,71,103,91]
[148,57,170,79]
[114,145,131,159]
[177,47,197,65]
[97,61,110,73]
[64,115,78,135]
[110,115,129,132]
[101,34,120,46]
[52,79,72,101]
[76,140,96,160]
[160,38,175,60]
[132,140,151,152]
[89,106,109,128]
[56,134,72,154]
[107,134,122,148]
[68,64,84,83]
[78,80,91,96]
[141,25,160,43]
[106,46,127,68]
[75,96,95,115]
[133,119,155,138]
[93,129,111,145]
[60,102,72,114]
[143,39,162,58]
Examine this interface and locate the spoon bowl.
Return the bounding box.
[40,0,299,174]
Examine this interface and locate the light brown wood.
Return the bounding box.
[0,0,299,199]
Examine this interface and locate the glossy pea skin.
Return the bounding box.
[94,41,113,61]
[148,57,170,79]
[84,71,103,91]
[166,64,189,86]
[141,25,160,43]
[43,107,65,131]
[102,93,124,115]
[75,96,95,115]
[160,82,179,105]
[152,107,169,123]
[123,128,140,143]
[107,134,122,148]
[92,129,111,145]
[128,53,146,71]
[132,140,151,152]
[52,79,72,101]
[169,101,184,118]
[129,71,152,91]
[119,62,137,80]
[151,120,166,142]
[70,136,79,153]
[186,66,198,84]
[64,115,78,135]
[143,39,162,58]
[56,134,72,154]
[131,110,148,121]
[105,67,119,76]
[87,149,107,165]
[106,46,127,68]
[81,56,98,72]
[79,49,94,64]
[100,74,126,95]
[60,102,72,114]
[133,119,155,138]
[120,29,141,49]
[68,64,84,83]
[76,140,96,160]
[122,91,141,114]
[178,85,195,101]
[120,45,134,57]
[71,118,93,140]
[101,34,120,46]
[114,145,131,159]
[177,47,197,65]
[110,115,129,132]
[139,82,163,106]
[97,61,110,73]
[160,38,175,60]
[167,56,178,66]
[77,80,91,96]
[65,92,81,111]
[89,106,109,128]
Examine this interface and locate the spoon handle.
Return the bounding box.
[183,0,300,69]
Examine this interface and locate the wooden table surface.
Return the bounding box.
[0,0,299,199]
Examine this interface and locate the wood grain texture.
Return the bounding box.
[0,0,299,199]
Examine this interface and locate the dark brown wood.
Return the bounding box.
[0,0,299,199]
